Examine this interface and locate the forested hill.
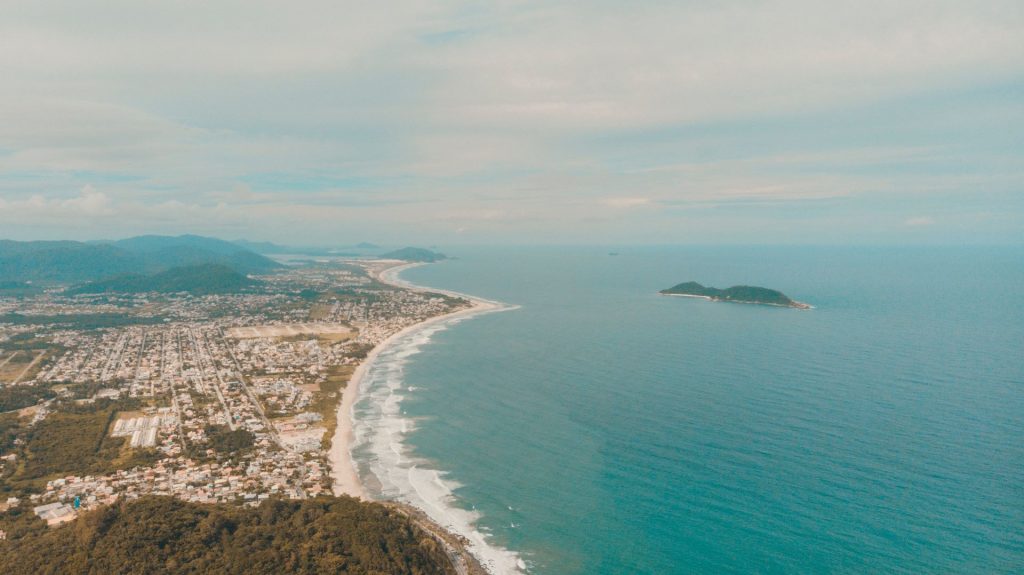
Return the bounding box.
[0,240,141,284]
[0,235,281,284]
[0,495,457,575]
[660,281,809,308]
[67,264,257,295]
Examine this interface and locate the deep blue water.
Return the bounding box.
[368,246,1024,574]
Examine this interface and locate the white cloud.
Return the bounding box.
[62,185,113,215]
[0,1,1020,243]
[418,1,1024,129]
[905,216,936,227]
[0,185,113,218]
[602,197,651,209]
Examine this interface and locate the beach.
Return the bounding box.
[329,261,505,499]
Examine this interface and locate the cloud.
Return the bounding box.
[904,216,936,227]
[602,197,651,209]
[418,1,1024,129]
[0,185,114,217]
[0,1,1020,243]
[62,185,113,215]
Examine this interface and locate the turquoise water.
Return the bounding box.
[359,247,1024,574]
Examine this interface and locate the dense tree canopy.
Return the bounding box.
[0,496,456,575]
[660,281,797,306]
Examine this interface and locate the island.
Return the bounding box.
[660,281,811,309]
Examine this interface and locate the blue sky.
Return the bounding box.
[0,1,1021,245]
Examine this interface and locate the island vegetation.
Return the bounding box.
[660,281,811,309]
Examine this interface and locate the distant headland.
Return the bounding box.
[660,281,811,309]
[379,247,447,262]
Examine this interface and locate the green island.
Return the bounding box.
[660,281,811,309]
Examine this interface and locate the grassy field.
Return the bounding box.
[0,350,47,384]
[3,401,158,492]
[315,364,355,453]
[308,302,332,321]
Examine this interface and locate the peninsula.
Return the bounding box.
[660,281,811,309]
[0,235,487,575]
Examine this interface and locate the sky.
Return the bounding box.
[0,1,1021,246]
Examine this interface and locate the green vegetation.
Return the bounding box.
[379,247,447,262]
[0,235,280,284]
[0,412,23,453]
[0,240,142,284]
[0,333,54,350]
[660,281,808,308]
[297,288,320,300]
[0,495,457,575]
[315,364,355,452]
[59,381,108,400]
[0,385,55,412]
[110,234,282,274]
[344,342,375,361]
[0,280,42,297]
[2,399,153,492]
[0,312,165,329]
[204,424,256,455]
[68,264,257,296]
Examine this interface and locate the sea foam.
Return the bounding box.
[350,276,525,574]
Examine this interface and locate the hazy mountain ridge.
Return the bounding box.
[67,263,257,296]
[233,238,378,256]
[379,247,447,262]
[0,235,280,284]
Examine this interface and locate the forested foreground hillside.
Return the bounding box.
[0,496,457,575]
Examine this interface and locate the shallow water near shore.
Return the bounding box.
[354,246,1024,574]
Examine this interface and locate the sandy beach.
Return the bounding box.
[661,292,813,309]
[330,261,505,499]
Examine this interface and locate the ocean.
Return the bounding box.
[350,246,1024,574]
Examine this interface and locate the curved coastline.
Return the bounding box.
[329,261,525,574]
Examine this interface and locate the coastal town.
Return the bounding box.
[0,259,470,529]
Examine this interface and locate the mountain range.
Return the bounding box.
[67,263,257,296]
[0,235,281,284]
[232,239,379,256]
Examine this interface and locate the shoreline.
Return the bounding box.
[328,260,518,573]
[660,292,813,309]
[329,261,506,500]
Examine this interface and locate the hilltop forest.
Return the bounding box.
[0,495,457,575]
